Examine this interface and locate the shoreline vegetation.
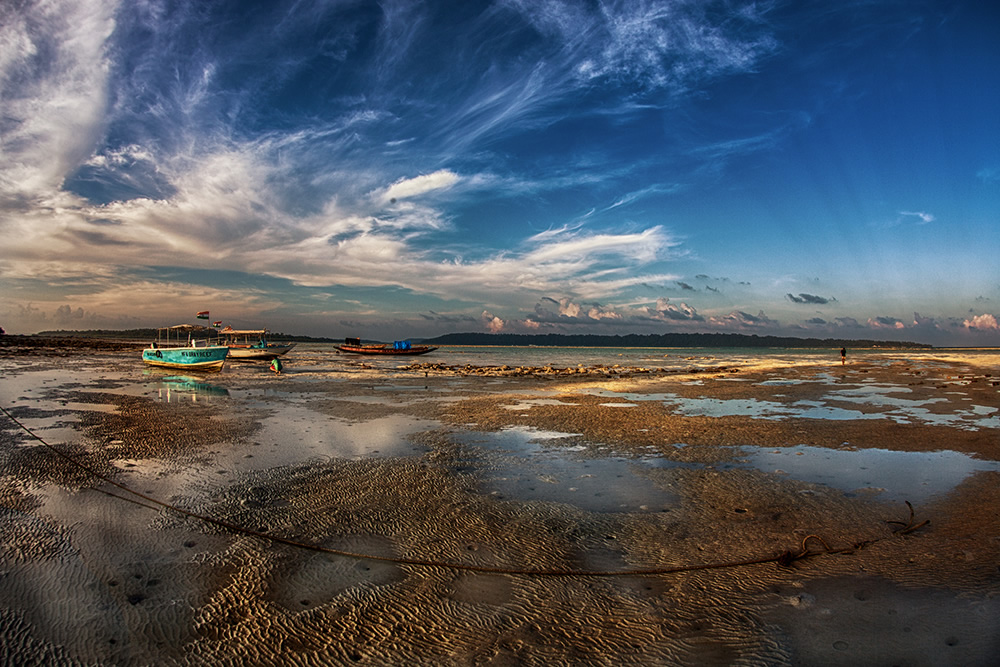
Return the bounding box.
[21,328,339,344]
[10,329,934,349]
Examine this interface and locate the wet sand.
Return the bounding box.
[1,342,998,665]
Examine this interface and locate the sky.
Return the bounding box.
[1,0,998,346]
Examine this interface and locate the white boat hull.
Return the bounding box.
[226,343,296,360]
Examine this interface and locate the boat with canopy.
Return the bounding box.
[141,325,229,371]
[217,328,296,361]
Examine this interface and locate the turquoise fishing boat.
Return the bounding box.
[142,325,229,371]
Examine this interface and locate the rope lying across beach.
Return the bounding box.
[0,404,929,578]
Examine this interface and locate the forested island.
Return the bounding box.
[26,328,337,343]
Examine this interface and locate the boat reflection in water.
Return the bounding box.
[150,374,231,403]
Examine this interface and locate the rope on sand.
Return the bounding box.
[0,404,929,578]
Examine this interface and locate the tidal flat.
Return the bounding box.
[1,341,999,665]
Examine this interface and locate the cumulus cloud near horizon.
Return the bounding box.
[482,310,505,333]
[868,316,905,330]
[963,313,998,330]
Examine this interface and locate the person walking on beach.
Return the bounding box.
[840,347,846,365]
[270,357,282,374]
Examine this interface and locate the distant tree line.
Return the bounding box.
[25,328,934,348]
[420,331,933,349]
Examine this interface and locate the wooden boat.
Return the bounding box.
[142,325,229,371]
[336,337,437,356]
[217,327,295,361]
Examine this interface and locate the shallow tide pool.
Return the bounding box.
[735,444,1000,503]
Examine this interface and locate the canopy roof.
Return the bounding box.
[161,324,215,332]
[218,327,267,335]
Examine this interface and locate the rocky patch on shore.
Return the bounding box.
[397,361,741,378]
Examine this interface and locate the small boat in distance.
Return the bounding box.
[217,327,296,361]
[336,337,438,356]
[142,325,229,371]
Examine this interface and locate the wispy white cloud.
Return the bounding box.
[690,128,787,162]
[603,183,682,211]
[379,170,460,203]
[83,144,157,169]
[899,210,935,224]
[436,0,778,156]
[438,62,563,155]
[524,226,671,264]
[505,0,776,92]
[0,0,116,202]
[373,0,428,83]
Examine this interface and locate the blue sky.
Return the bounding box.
[1,0,997,345]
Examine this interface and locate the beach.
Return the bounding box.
[1,340,999,665]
